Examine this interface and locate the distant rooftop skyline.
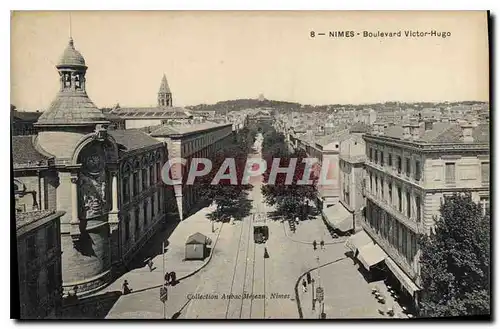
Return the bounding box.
[11,11,489,111]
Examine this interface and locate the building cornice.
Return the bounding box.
[363,134,489,153]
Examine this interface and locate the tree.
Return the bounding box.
[261,130,318,221]
[418,193,490,317]
[197,127,255,222]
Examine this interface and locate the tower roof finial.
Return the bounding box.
[69,12,72,39]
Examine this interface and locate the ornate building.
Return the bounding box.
[13,37,169,297]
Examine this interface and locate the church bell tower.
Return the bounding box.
[158,73,172,107]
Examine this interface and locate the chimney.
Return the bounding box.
[461,123,474,143]
[402,123,411,140]
[374,122,385,136]
[410,123,420,141]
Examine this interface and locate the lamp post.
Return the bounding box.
[311,277,316,311]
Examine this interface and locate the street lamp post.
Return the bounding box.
[311,277,316,311]
[162,241,166,319]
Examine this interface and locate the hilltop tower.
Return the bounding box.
[158,74,173,107]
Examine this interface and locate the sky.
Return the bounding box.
[11,11,489,111]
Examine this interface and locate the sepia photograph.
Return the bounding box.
[10,10,491,320]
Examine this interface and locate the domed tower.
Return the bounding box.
[158,73,172,107]
[35,38,118,296]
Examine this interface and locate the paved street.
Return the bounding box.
[95,152,388,319]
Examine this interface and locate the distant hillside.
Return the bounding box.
[185,99,489,113]
[186,99,302,112]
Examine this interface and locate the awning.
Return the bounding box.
[385,257,420,296]
[323,203,352,232]
[357,243,387,271]
[344,230,373,253]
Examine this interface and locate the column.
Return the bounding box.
[111,172,118,212]
[38,174,45,210]
[70,175,79,225]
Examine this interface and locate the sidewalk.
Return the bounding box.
[298,255,385,319]
[101,204,223,319]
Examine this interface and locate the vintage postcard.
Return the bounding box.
[11,10,490,320]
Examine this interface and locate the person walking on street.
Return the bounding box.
[313,240,317,251]
[122,280,131,295]
[147,259,154,272]
[320,239,325,250]
[302,279,308,293]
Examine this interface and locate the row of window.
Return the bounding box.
[444,162,489,185]
[368,171,422,222]
[122,162,162,204]
[366,199,418,265]
[123,194,159,242]
[368,148,421,181]
[183,131,230,156]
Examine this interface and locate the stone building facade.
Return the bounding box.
[338,133,366,232]
[16,210,65,319]
[151,123,234,220]
[12,37,170,297]
[361,120,490,306]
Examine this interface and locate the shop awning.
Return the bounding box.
[323,203,352,232]
[357,243,387,271]
[385,257,420,296]
[344,230,372,253]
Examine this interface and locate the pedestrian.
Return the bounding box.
[122,280,131,295]
[147,259,154,272]
[170,271,177,286]
[313,240,317,251]
[320,239,325,250]
[302,279,308,293]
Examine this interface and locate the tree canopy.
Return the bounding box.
[418,193,490,317]
[261,130,318,221]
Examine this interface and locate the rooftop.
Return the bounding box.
[378,122,489,144]
[16,210,56,231]
[109,129,163,152]
[36,92,108,126]
[12,136,52,168]
[12,110,42,122]
[57,38,86,68]
[110,107,191,119]
[150,122,230,137]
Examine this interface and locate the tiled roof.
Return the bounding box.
[316,130,350,146]
[36,91,108,126]
[109,129,163,152]
[16,210,56,230]
[110,107,191,119]
[12,111,42,122]
[150,122,229,137]
[57,38,86,67]
[377,122,489,144]
[12,136,52,168]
